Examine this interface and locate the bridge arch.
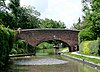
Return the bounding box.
[35,39,72,52]
[16,29,79,52]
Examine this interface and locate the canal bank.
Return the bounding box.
[62,53,100,69]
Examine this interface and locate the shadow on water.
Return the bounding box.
[0,55,100,72]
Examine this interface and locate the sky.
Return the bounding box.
[6,0,83,28]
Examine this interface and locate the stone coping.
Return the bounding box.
[19,28,80,32]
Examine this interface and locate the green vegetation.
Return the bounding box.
[64,52,100,64]
[0,0,66,29]
[0,0,40,29]
[79,41,91,54]
[73,0,100,41]
[0,0,66,55]
[72,0,100,57]
[0,0,66,56]
[78,28,96,43]
[11,40,37,54]
[79,40,99,55]
[11,40,26,54]
[59,47,69,52]
[36,42,54,55]
[0,0,100,69]
[39,18,66,28]
[0,26,14,68]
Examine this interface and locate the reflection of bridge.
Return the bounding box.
[15,29,79,52]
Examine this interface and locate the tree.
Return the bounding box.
[0,0,11,26]
[72,17,84,30]
[78,28,96,43]
[39,18,66,28]
[90,0,100,38]
[0,26,14,69]
[79,0,100,41]
[8,0,40,29]
[0,0,7,10]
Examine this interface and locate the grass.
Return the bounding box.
[78,51,99,57]
[59,47,69,52]
[63,52,100,64]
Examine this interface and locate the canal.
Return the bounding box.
[2,55,100,72]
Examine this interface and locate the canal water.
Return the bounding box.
[2,55,100,72]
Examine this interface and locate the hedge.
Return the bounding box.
[79,40,99,55]
[0,27,14,68]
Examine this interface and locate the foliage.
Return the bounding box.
[10,48,17,54]
[10,40,26,54]
[0,26,14,68]
[39,18,66,28]
[16,40,26,48]
[98,38,100,42]
[83,41,90,54]
[0,0,7,10]
[8,0,40,29]
[88,40,99,54]
[36,42,53,50]
[0,10,12,27]
[71,17,84,30]
[77,0,100,42]
[0,0,66,29]
[79,41,91,54]
[79,40,99,55]
[36,42,54,55]
[78,28,96,43]
[79,41,84,52]
[59,47,69,52]
[81,0,100,39]
[11,40,36,54]
[0,0,40,29]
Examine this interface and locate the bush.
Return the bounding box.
[10,49,17,54]
[12,39,37,54]
[83,41,90,54]
[0,27,14,68]
[78,28,96,43]
[36,42,54,55]
[79,40,99,55]
[98,38,100,47]
[36,42,53,50]
[16,40,26,48]
[12,40,28,54]
[97,38,100,55]
[98,38,100,42]
[88,40,99,54]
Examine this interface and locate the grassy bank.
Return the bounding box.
[63,52,100,64]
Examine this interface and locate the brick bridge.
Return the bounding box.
[15,29,79,52]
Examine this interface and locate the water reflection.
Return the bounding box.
[14,57,68,65]
[1,55,99,72]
